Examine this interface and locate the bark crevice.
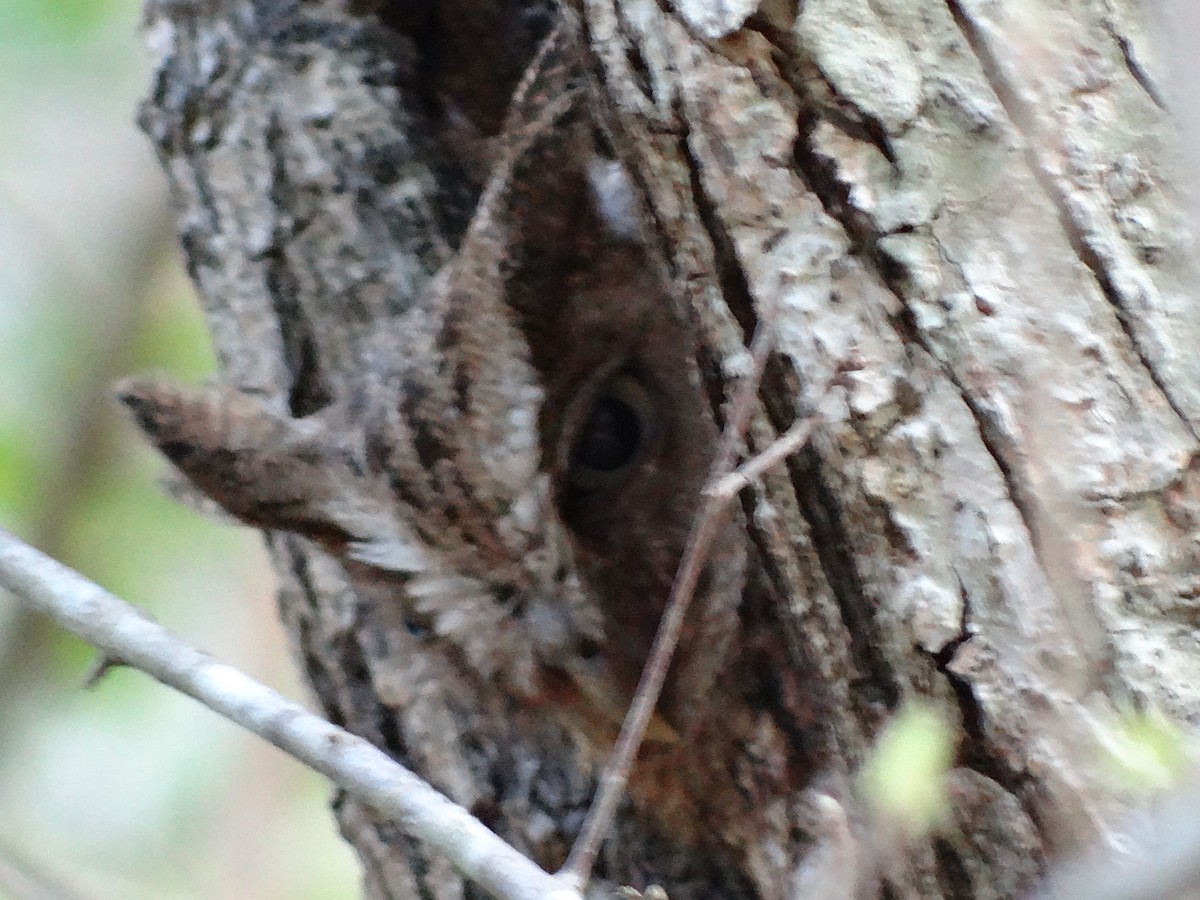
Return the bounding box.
[1104,22,1167,112]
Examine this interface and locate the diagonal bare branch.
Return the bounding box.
[0,528,578,900]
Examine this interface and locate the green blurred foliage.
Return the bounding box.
[0,0,130,42]
[859,702,955,837]
[1101,706,1192,794]
[0,0,359,897]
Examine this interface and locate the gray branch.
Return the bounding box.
[0,529,577,900]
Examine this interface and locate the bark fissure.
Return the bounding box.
[932,837,972,900]
[680,119,758,338]
[1104,24,1167,112]
[682,120,904,726]
[262,113,331,415]
[789,112,880,259]
[931,581,1028,801]
[931,581,973,718]
[790,450,903,717]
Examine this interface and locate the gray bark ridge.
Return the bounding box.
[137,0,1200,897]
[582,0,1200,890]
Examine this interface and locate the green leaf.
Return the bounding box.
[1100,707,1190,793]
[859,702,955,836]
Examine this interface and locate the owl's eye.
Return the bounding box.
[566,371,657,492]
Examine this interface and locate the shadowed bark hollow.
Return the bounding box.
[138,0,1200,896]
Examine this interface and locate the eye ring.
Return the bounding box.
[563,369,658,493]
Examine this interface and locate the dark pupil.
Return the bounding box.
[573,394,641,472]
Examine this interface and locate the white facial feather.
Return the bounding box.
[587,158,643,242]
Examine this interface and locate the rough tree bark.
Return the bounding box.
[137,0,1200,897]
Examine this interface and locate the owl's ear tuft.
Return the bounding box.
[116,376,222,470]
[115,376,358,544]
[116,375,300,469]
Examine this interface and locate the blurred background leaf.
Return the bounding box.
[858,701,954,838]
[0,0,359,897]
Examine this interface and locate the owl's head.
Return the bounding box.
[119,114,742,744]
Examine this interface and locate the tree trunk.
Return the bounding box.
[138,0,1200,897]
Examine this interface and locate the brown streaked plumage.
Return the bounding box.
[118,29,745,750]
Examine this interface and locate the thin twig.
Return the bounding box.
[0,529,579,900]
[707,414,820,501]
[562,321,786,884]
